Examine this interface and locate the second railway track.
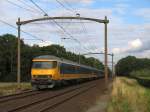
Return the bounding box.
[0,90,42,103]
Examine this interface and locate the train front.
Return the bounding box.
[31,58,58,89]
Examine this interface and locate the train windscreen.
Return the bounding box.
[32,61,57,69]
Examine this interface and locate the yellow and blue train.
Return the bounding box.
[31,55,104,89]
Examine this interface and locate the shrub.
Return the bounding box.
[130,69,150,78]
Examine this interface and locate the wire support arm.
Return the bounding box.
[17,16,109,25]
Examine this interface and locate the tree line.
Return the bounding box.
[116,56,150,76]
[0,34,104,82]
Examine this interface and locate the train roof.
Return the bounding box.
[33,55,102,71]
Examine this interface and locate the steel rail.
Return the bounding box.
[0,90,33,99]
[40,85,96,112]
[0,90,42,103]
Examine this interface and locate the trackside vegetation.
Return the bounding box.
[130,69,150,87]
[107,77,150,112]
[108,56,150,112]
[115,56,150,77]
[0,83,31,96]
[115,56,150,86]
[130,69,150,79]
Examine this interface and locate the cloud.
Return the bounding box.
[135,8,150,20]
[113,3,130,15]
[59,0,94,4]
[129,38,142,49]
[128,40,150,53]
[80,0,94,5]
[139,50,150,58]
[112,38,150,55]
[112,48,121,54]
[36,41,53,47]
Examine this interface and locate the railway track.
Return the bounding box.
[39,85,96,112]
[0,90,42,103]
[0,90,33,99]
[0,80,99,112]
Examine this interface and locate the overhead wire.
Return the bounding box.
[77,18,91,51]
[0,19,45,42]
[80,20,98,52]
[55,0,75,13]
[24,0,102,58]
[54,0,96,52]
[63,0,78,13]
[6,0,38,13]
[54,0,91,52]
[4,0,102,60]
[53,20,90,52]
[29,0,48,16]
[16,0,41,13]
[56,0,99,53]
[29,0,62,38]
[5,0,52,43]
[3,0,88,50]
[30,0,90,52]
[7,0,93,52]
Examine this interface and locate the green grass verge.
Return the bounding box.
[107,77,150,112]
[0,83,31,96]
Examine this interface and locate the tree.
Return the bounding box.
[0,34,105,82]
[116,56,150,76]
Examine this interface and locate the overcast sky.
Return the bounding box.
[0,0,150,64]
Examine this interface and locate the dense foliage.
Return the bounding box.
[116,56,150,76]
[130,69,150,78]
[0,34,104,82]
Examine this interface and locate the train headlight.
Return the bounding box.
[33,75,37,78]
[48,75,52,79]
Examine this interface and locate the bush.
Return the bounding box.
[130,69,150,78]
[116,56,150,76]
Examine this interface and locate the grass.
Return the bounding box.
[0,83,31,96]
[107,77,150,112]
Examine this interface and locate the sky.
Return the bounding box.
[0,0,150,64]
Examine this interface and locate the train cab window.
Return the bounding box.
[32,61,57,69]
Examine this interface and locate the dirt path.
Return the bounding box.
[86,82,112,112]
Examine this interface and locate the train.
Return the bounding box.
[31,55,104,89]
